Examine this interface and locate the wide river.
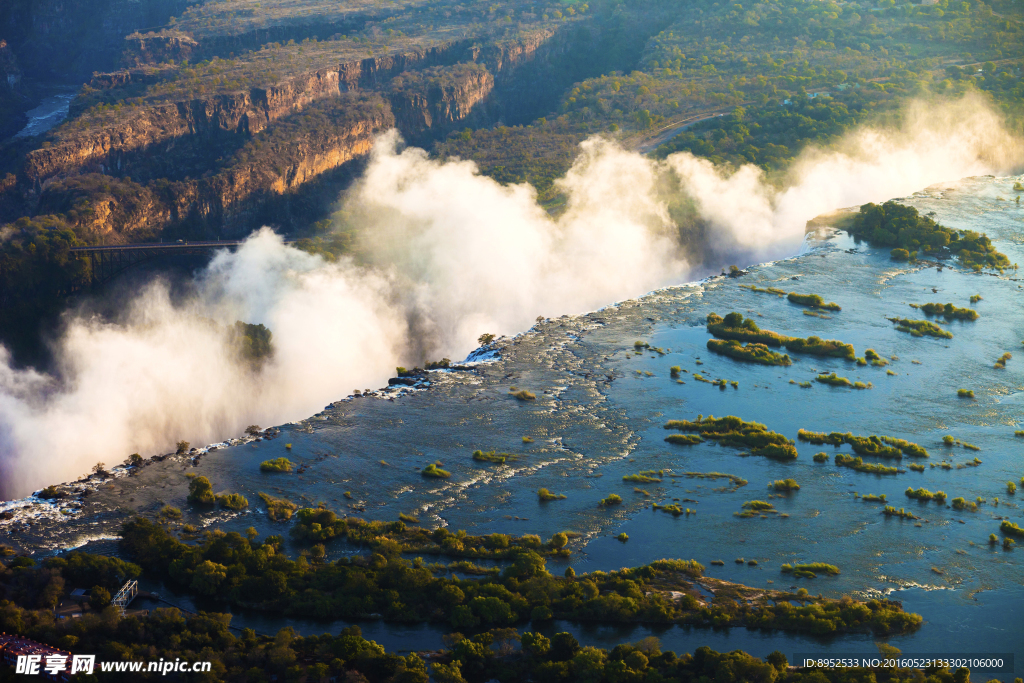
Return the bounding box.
[2,174,1022,670]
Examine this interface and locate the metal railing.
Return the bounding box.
[111,580,138,616]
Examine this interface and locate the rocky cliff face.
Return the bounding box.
[389,64,495,143]
[36,94,394,240]
[12,18,599,239]
[23,68,344,185]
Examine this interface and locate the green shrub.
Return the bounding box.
[623,471,663,483]
[512,390,537,401]
[781,562,839,577]
[473,450,516,463]
[890,248,910,261]
[905,487,946,503]
[599,494,623,506]
[422,463,451,478]
[707,339,792,365]
[538,488,567,501]
[665,434,702,445]
[888,317,953,339]
[187,476,216,505]
[787,292,841,311]
[260,457,293,472]
[918,302,979,321]
[258,493,297,521]
[957,389,974,398]
[770,479,800,491]
[816,372,852,387]
[813,452,828,463]
[216,492,249,510]
[861,494,886,502]
[1001,521,1024,538]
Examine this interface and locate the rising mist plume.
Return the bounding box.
[0,95,1020,497]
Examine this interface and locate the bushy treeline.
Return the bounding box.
[850,201,1010,271]
[114,518,920,636]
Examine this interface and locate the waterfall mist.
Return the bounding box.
[0,95,1020,498]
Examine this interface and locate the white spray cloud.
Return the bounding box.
[0,96,1020,498]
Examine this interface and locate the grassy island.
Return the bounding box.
[1001,521,1024,538]
[861,494,887,502]
[472,450,517,464]
[258,493,298,521]
[735,500,777,517]
[511,389,537,401]
[882,506,920,519]
[849,202,1010,271]
[951,497,979,512]
[707,312,788,347]
[664,415,797,460]
[888,317,953,339]
[665,434,702,446]
[835,454,899,475]
[260,457,294,473]
[816,372,852,387]
[770,479,800,492]
[798,430,927,459]
[421,463,451,479]
[781,562,840,578]
[905,487,947,503]
[538,488,567,502]
[707,313,855,359]
[707,339,792,366]
[624,471,663,483]
[787,292,841,311]
[740,284,788,296]
[917,302,979,321]
[599,494,623,506]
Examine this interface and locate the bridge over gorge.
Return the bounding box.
[70,239,295,288]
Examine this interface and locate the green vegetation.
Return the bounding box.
[918,302,979,321]
[398,513,420,524]
[813,452,829,463]
[850,202,1010,271]
[908,463,925,472]
[522,436,534,443]
[888,317,953,339]
[816,372,852,387]
[770,479,800,492]
[971,294,983,303]
[216,492,249,511]
[186,475,216,505]
[735,500,777,518]
[799,429,927,459]
[741,284,787,296]
[905,487,947,503]
[781,563,840,578]
[835,454,899,475]
[258,493,298,521]
[259,457,294,473]
[706,312,788,347]
[653,503,695,517]
[230,321,275,365]
[861,494,887,502]
[787,292,841,311]
[616,533,629,542]
[1001,521,1024,538]
[882,506,920,520]
[958,389,975,398]
[472,450,517,464]
[951,497,978,512]
[623,471,663,483]
[665,434,702,446]
[512,390,537,401]
[1008,481,1017,495]
[707,312,855,358]
[664,415,797,460]
[422,463,451,479]
[599,494,623,506]
[706,339,792,366]
[538,488,567,502]
[994,352,1012,369]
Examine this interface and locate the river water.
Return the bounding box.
[2,174,1022,670]
[14,88,76,138]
